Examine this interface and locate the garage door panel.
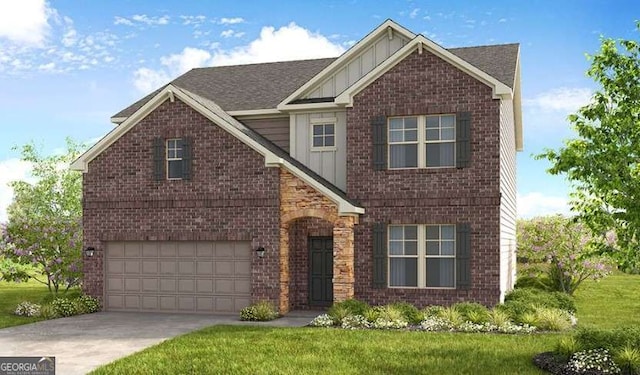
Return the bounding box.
[105,241,251,314]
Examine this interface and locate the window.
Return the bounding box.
[166,139,183,180]
[388,114,455,169]
[388,224,456,288]
[311,123,335,150]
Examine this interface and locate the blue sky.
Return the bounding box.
[0,0,638,222]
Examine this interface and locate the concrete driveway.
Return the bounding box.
[0,311,314,375]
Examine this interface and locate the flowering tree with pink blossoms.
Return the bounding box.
[517,215,612,295]
[0,139,84,294]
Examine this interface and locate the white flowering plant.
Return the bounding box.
[14,301,41,317]
[566,348,621,374]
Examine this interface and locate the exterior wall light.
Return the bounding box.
[85,247,95,257]
[256,246,265,258]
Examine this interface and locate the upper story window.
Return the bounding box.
[388,114,456,169]
[311,122,335,150]
[166,139,184,180]
[153,137,192,181]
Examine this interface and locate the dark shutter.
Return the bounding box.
[372,223,387,288]
[181,137,192,180]
[371,116,387,171]
[153,137,164,181]
[456,223,471,290]
[456,112,471,168]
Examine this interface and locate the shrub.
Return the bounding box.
[341,315,371,330]
[51,297,78,317]
[422,305,446,318]
[309,314,335,327]
[575,327,640,352]
[363,308,380,323]
[75,295,100,314]
[505,287,577,313]
[239,301,279,321]
[14,301,41,317]
[517,311,539,327]
[535,307,573,331]
[556,337,582,360]
[615,346,640,375]
[454,302,490,323]
[39,304,59,320]
[390,302,423,325]
[566,348,621,374]
[328,299,370,316]
[327,304,351,324]
[438,306,463,327]
[488,309,512,328]
[374,305,406,322]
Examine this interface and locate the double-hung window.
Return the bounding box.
[388,114,456,169]
[166,139,183,180]
[389,224,456,288]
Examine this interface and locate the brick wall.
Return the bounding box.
[346,49,502,307]
[82,99,281,306]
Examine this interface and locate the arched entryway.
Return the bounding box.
[278,170,359,314]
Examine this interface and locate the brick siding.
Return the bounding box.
[346,49,503,307]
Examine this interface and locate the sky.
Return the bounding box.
[0,0,638,222]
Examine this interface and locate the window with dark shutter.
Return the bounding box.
[153,137,164,181]
[372,223,387,288]
[181,137,193,180]
[456,223,471,290]
[371,116,387,171]
[456,112,471,168]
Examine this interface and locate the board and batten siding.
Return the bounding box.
[499,98,518,301]
[303,30,409,99]
[290,111,347,190]
[240,117,290,152]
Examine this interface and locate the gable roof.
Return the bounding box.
[113,58,335,119]
[111,22,519,121]
[72,84,365,216]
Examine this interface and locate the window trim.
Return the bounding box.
[387,114,456,169]
[310,118,337,152]
[166,138,183,180]
[387,224,457,289]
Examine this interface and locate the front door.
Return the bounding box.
[309,237,333,307]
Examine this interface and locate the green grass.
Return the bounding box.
[573,271,640,328]
[92,327,560,375]
[0,279,50,328]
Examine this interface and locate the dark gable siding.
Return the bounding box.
[241,117,291,152]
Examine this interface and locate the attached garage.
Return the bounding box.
[105,241,251,314]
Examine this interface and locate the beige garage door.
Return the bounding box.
[105,241,251,314]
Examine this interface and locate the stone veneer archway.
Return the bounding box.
[279,169,358,314]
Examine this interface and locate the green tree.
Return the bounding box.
[537,23,640,273]
[0,138,85,293]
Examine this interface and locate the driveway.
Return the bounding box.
[0,311,314,375]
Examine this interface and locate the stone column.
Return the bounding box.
[332,216,356,301]
[278,224,290,314]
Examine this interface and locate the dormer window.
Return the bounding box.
[311,121,336,151]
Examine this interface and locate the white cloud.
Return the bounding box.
[219,17,245,25]
[0,159,33,223]
[518,192,572,218]
[0,0,53,46]
[114,16,133,26]
[409,8,420,19]
[132,23,344,93]
[524,87,593,113]
[132,67,170,93]
[180,15,206,26]
[220,29,245,38]
[114,14,170,27]
[210,22,344,66]
[498,18,507,23]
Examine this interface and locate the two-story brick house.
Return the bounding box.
[71,20,522,314]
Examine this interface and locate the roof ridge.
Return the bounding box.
[448,42,520,50]
[190,57,338,70]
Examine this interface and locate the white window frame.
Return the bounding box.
[388,114,456,169]
[310,118,337,151]
[166,138,183,180]
[388,224,456,289]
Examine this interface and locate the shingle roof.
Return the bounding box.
[113,43,518,118]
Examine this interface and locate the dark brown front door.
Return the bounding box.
[309,237,333,307]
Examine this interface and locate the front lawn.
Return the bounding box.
[90,273,639,375]
[0,280,50,328]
